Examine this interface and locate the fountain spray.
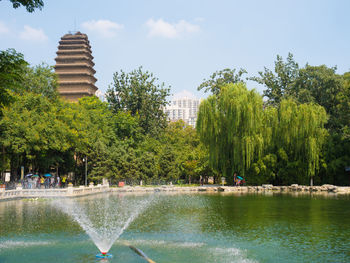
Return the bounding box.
[52,194,156,260]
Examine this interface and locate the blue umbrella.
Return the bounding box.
[237,176,243,180]
[26,173,33,177]
[44,173,52,177]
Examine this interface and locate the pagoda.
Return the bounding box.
[54,32,98,102]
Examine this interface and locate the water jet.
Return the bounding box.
[52,193,155,258]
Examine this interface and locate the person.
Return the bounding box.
[56,176,60,188]
[35,176,40,189]
[28,177,32,189]
[50,176,54,188]
[40,176,44,189]
[200,176,204,186]
[233,173,237,186]
[44,177,49,189]
[61,175,67,188]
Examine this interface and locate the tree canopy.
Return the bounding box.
[197,83,264,179]
[198,68,247,95]
[106,66,170,136]
[2,0,44,12]
[197,83,328,185]
[0,49,28,112]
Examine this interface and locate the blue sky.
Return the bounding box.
[0,0,349,98]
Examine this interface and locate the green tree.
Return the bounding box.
[198,68,247,95]
[275,100,328,185]
[293,65,344,130]
[22,63,58,99]
[106,66,170,136]
[197,83,264,181]
[337,72,350,140]
[2,0,44,12]
[0,49,28,113]
[251,53,299,106]
[0,93,73,179]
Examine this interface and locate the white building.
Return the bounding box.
[164,91,202,127]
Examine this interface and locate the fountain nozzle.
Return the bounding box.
[96,252,113,259]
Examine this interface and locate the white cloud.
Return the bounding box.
[0,21,9,35]
[145,18,200,39]
[19,25,48,42]
[81,19,124,38]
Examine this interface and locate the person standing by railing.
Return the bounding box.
[56,176,60,188]
[61,176,67,188]
[40,176,44,189]
[50,176,54,188]
[44,177,49,189]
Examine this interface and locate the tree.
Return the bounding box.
[198,68,247,95]
[106,66,170,136]
[0,49,28,113]
[161,120,205,184]
[22,63,58,100]
[274,100,328,185]
[0,93,73,179]
[197,83,264,181]
[293,65,344,130]
[2,0,44,12]
[251,53,299,106]
[337,72,350,140]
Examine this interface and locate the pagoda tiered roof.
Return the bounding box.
[54,32,98,102]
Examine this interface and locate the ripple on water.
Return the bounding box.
[119,238,205,248]
[210,247,258,263]
[0,240,53,250]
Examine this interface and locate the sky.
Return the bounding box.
[0,0,349,99]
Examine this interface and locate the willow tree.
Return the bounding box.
[275,99,328,185]
[197,83,264,181]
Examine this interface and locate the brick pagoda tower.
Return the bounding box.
[54,32,98,102]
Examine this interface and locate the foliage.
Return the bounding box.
[251,53,299,106]
[106,66,170,136]
[0,47,348,186]
[275,100,328,181]
[197,83,264,180]
[198,68,247,95]
[22,63,58,100]
[4,0,44,12]
[0,92,73,176]
[0,49,28,113]
[252,53,350,185]
[197,82,328,185]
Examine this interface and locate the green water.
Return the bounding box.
[0,192,350,262]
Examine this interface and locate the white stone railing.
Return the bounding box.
[0,184,110,200]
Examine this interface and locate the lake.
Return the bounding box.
[0,192,349,262]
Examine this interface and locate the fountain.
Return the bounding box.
[52,193,155,258]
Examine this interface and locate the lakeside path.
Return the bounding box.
[1,184,350,201]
